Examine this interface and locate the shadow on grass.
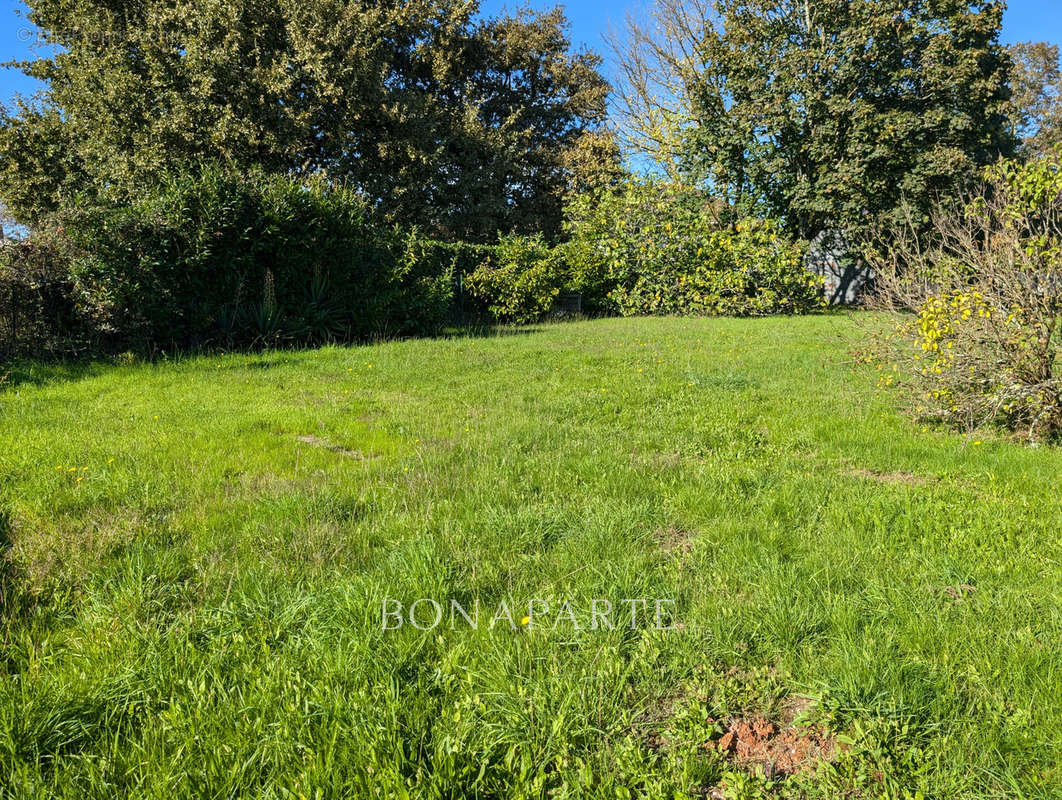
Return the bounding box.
[435,322,544,340]
[1,309,862,394]
[0,358,116,393]
[1,321,551,391]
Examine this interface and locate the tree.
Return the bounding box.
[352,7,614,241]
[0,0,610,241]
[682,0,1015,241]
[1007,42,1062,155]
[606,0,718,179]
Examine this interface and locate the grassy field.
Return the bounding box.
[1,315,1060,799]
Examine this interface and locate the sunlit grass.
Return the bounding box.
[1,315,1059,798]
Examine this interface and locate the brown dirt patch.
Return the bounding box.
[714,710,839,779]
[654,525,696,556]
[294,434,365,459]
[930,583,978,603]
[847,466,930,486]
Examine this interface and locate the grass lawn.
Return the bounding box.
[1,314,1060,798]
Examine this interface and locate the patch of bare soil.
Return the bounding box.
[713,705,840,780]
[654,525,696,556]
[846,466,931,486]
[929,583,978,603]
[294,434,364,459]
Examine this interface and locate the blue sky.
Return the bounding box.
[479,0,1062,58]
[2,0,1060,108]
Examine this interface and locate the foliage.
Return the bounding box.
[867,146,1062,439]
[0,233,93,358]
[416,8,614,241]
[612,220,821,317]
[399,235,498,318]
[1,317,1060,797]
[0,0,610,241]
[60,168,455,350]
[464,234,563,324]
[563,178,823,316]
[1007,41,1062,156]
[684,0,1015,241]
[401,237,496,283]
[605,0,717,179]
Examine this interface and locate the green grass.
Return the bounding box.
[0,315,1060,799]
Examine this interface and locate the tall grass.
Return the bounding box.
[0,315,1059,798]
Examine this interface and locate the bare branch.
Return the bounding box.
[606,0,719,176]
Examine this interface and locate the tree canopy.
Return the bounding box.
[679,0,1015,240]
[1008,41,1062,155]
[0,0,612,240]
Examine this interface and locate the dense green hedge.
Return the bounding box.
[563,178,824,316]
[465,235,564,324]
[2,172,826,360]
[59,170,457,349]
[0,234,95,358]
[398,236,496,319]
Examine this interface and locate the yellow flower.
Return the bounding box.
[520,616,531,626]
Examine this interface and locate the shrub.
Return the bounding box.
[0,233,94,358]
[563,178,823,316]
[62,168,455,350]
[610,220,820,316]
[868,146,1062,440]
[400,236,494,281]
[464,235,563,324]
[399,235,496,319]
[562,178,709,313]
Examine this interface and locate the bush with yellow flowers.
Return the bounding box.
[562,177,824,317]
[868,145,1062,440]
